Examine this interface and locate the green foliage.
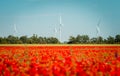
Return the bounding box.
[115,34,120,43]
[107,36,115,44]
[97,36,104,44]
[0,34,120,44]
[7,35,20,44]
[68,34,120,44]
[20,35,28,43]
[0,34,60,44]
[68,35,89,44]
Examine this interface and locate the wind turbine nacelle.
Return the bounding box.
[60,24,63,27]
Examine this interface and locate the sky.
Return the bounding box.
[0,0,120,42]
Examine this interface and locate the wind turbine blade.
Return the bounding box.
[59,13,63,26]
[96,18,101,36]
[60,15,61,25]
[60,16,63,27]
[97,19,101,27]
[96,26,100,33]
[14,24,17,33]
[54,28,57,33]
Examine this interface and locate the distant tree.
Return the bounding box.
[97,36,103,44]
[0,37,2,43]
[68,36,76,44]
[38,37,45,44]
[30,34,39,44]
[81,35,89,43]
[103,39,107,44]
[0,37,8,44]
[7,35,20,44]
[20,35,28,44]
[76,35,81,43]
[46,37,60,44]
[107,36,115,44]
[90,37,97,43]
[27,38,33,44]
[115,34,120,43]
[43,37,48,44]
[68,35,89,44]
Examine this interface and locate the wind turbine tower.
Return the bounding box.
[13,24,18,36]
[54,27,57,37]
[96,19,101,37]
[59,15,63,42]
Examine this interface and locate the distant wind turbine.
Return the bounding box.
[13,24,18,36]
[96,19,101,37]
[54,27,57,37]
[59,15,63,42]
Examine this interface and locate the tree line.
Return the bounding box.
[67,34,120,44]
[0,34,120,44]
[0,34,60,44]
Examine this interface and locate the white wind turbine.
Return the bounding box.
[13,24,18,36]
[59,15,63,42]
[54,27,57,37]
[96,19,101,37]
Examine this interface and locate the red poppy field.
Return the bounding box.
[0,45,120,76]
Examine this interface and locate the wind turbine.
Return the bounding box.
[96,19,101,37]
[13,24,18,36]
[54,27,57,37]
[59,15,63,42]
